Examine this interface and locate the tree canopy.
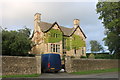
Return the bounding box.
[2,28,32,56]
[96,2,120,58]
[90,40,104,53]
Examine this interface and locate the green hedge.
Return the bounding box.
[86,53,119,59]
[88,53,95,59]
[80,56,87,58]
[95,54,114,59]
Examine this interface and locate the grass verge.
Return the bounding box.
[0,74,40,78]
[72,68,120,75]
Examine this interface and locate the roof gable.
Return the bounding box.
[70,26,87,38]
[38,21,86,38]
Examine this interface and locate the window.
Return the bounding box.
[63,52,66,54]
[50,44,60,53]
[74,47,76,54]
[82,47,84,54]
[55,34,59,38]
[56,45,57,52]
[63,38,66,49]
[53,44,55,52]
[57,45,60,53]
[51,44,53,52]
[50,33,59,38]
[54,33,56,37]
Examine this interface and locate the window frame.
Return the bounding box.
[50,44,60,53]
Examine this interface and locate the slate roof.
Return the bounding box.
[38,21,52,32]
[38,21,86,38]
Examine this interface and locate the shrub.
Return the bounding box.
[2,28,32,56]
[80,56,87,58]
[71,56,75,58]
[88,53,95,59]
[62,54,66,60]
[95,54,114,59]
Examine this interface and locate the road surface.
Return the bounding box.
[39,72,119,78]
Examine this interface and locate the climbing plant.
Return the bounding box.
[44,29,85,51]
[71,34,86,49]
[64,34,86,51]
[64,37,71,51]
[45,29,62,43]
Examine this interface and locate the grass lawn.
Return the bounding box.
[72,68,120,75]
[0,74,40,78]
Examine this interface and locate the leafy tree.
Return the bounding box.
[96,2,120,58]
[2,28,32,56]
[90,40,104,53]
[0,26,2,55]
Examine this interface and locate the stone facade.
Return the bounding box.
[65,57,118,73]
[2,56,41,75]
[31,13,87,58]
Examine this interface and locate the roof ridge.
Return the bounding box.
[41,21,73,29]
[40,21,54,25]
[37,21,86,38]
[60,26,73,29]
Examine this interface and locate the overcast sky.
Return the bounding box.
[1,1,109,52]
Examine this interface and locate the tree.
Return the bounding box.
[96,2,120,58]
[2,28,32,56]
[90,40,104,53]
[0,26,2,55]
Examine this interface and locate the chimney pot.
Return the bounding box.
[34,13,41,22]
[73,19,80,28]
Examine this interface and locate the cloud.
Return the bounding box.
[1,2,108,52]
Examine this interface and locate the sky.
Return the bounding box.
[0,0,109,52]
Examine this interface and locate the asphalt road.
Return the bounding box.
[1,72,119,80]
[39,72,119,78]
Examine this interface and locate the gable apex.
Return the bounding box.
[37,21,86,38]
[70,25,87,38]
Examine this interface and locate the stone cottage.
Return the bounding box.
[31,13,87,58]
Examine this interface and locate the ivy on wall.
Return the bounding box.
[44,28,85,51]
[63,37,71,51]
[71,34,86,49]
[64,34,86,51]
[45,29,62,43]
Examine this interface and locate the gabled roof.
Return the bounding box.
[37,21,86,38]
[60,26,75,36]
[70,26,87,38]
[38,21,52,32]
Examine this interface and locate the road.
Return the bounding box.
[1,72,119,80]
[39,72,119,78]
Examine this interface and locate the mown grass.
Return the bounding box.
[0,74,40,78]
[72,68,120,75]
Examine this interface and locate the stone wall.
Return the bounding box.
[65,57,118,73]
[66,48,86,58]
[2,55,41,75]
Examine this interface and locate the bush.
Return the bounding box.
[27,54,36,57]
[2,28,32,56]
[80,56,87,58]
[71,56,75,58]
[113,53,120,59]
[88,53,95,59]
[95,54,114,59]
[62,54,66,60]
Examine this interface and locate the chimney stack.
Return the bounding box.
[34,13,41,32]
[34,13,41,22]
[73,19,80,28]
